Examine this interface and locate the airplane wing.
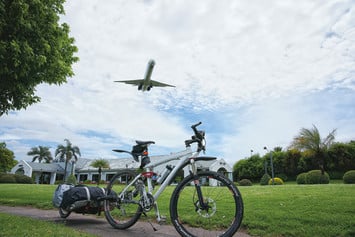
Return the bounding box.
[114,79,144,85]
[150,79,175,88]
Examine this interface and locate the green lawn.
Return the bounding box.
[0,183,56,209]
[0,183,354,237]
[239,184,355,237]
[0,212,96,237]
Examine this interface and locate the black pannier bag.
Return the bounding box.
[60,185,106,214]
[52,183,74,208]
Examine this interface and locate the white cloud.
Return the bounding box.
[1,0,355,166]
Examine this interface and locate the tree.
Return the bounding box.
[283,149,302,177]
[27,146,53,163]
[290,125,336,174]
[55,139,81,181]
[0,142,17,172]
[0,0,78,116]
[328,142,355,172]
[90,158,110,185]
[233,154,264,181]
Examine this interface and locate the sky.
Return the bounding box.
[1,0,355,166]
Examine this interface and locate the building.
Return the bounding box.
[11,155,233,185]
[11,160,65,184]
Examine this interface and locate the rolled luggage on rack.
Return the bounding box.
[53,184,107,216]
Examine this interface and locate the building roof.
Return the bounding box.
[76,157,140,171]
[27,162,65,172]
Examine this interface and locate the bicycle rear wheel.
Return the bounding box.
[104,170,142,229]
[170,171,243,237]
[59,207,71,218]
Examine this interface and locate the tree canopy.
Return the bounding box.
[0,0,78,116]
[290,125,336,174]
[0,142,17,172]
[27,146,53,163]
[55,139,80,181]
[233,126,355,182]
[90,158,110,184]
[90,159,110,170]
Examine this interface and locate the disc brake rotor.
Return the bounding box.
[195,197,216,218]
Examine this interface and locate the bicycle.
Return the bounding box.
[103,122,244,237]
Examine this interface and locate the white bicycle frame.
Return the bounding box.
[147,147,198,199]
[119,146,206,222]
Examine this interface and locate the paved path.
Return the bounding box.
[0,205,251,237]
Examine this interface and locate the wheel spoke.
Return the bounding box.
[170,171,243,237]
[104,170,142,229]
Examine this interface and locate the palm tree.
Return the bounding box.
[90,158,110,185]
[27,146,53,163]
[55,139,81,181]
[290,125,336,174]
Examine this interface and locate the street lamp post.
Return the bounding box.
[264,160,268,175]
[264,146,275,185]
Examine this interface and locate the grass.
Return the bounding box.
[239,184,355,237]
[0,184,56,209]
[0,212,96,237]
[0,183,355,236]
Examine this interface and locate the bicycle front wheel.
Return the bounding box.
[104,170,142,229]
[170,171,243,237]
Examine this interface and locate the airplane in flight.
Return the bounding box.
[114,59,175,91]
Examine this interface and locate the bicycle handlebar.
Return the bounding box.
[191,121,202,129]
[185,122,206,152]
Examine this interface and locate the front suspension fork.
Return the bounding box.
[190,159,208,210]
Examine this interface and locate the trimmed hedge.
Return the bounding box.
[268,177,284,185]
[0,173,33,184]
[0,174,16,183]
[296,172,307,184]
[260,173,271,185]
[297,170,330,185]
[343,170,355,184]
[306,170,330,184]
[239,179,252,186]
[14,174,33,184]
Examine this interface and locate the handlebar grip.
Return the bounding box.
[191,122,202,129]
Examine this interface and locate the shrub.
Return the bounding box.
[66,174,77,185]
[328,171,344,180]
[0,174,16,183]
[343,170,355,184]
[83,180,92,184]
[268,177,284,185]
[275,173,288,182]
[14,174,33,184]
[306,170,330,184]
[260,173,271,185]
[239,179,252,186]
[296,172,307,184]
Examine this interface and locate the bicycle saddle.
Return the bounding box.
[112,149,129,153]
[135,140,155,146]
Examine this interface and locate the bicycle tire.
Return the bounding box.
[104,170,143,229]
[170,171,243,237]
[59,207,71,218]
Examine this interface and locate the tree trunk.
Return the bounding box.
[63,161,68,182]
[98,167,102,186]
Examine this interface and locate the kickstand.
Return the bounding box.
[142,212,157,231]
